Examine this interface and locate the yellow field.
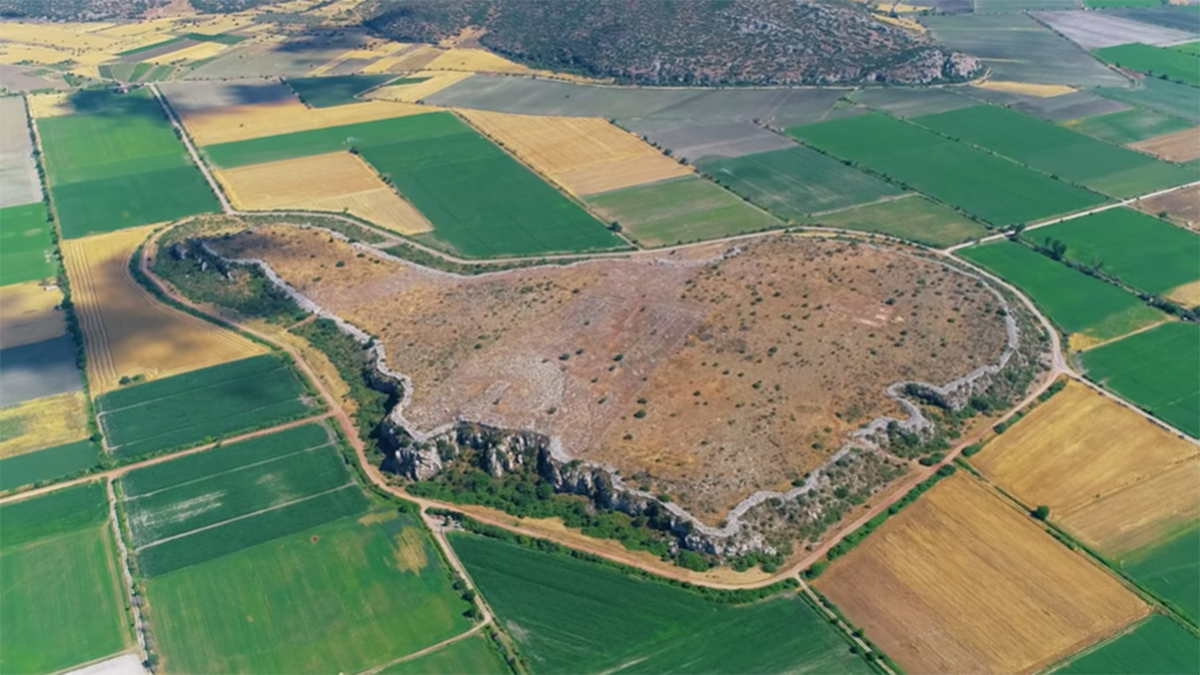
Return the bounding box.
[362,44,444,74]
[1130,126,1200,162]
[180,97,434,145]
[1,22,119,52]
[1166,279,1200,306]
[978,80,1076,98]
[144,40,229,65]
[457,110,693,195]
[425,48,533,74]
[26,93,77,119]
[61,226,266,394]
[817,474,1148,675]
[973,381,1198,515]
[0,391,90,458]
[365,70,471,102]
[873,12,926,33]
[0,44,76,66]
[0,281,65,349]
[215,152,433,235]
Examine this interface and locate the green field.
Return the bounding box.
[0,439,101,492]
[146,509,473,674]
[0,483,129,674]
[285,74,397,107]
[1173,42,1200,57]
[696,145,902,220]
[958,240,1164,340]
[1098,43,1200,86]
[806,194,988,247]
[0,202,55,285]
[36,88,219,238]
[1097,78,1200,124]
[1053,615,1200,675]
[1085,0,1167,7]
[115,35,184,56]
[1035,209,1200,296]
[1124,525,1200,624]
[914,105,1194,199]
[586,175,781,247]
[1081,321,1200,437]
[451,533,873,674]
[1063,108,1195,145]
[96,354,315,460]
[380,634,508,675]
[789,112,1107,226]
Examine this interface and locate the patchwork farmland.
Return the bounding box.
[1052,615,1200,675]
[808,194,987,248]
[1064,107,1196,145]
[1096,42,1200,87]
[284,73,398,108]
[96,354,317,460]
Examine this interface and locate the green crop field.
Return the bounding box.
[0,483,129,674]
[1085,0,1166,7]
[285,74,398,107]
[451,533,873,674]
[789,112,1106,226]
[1097,78,1200,124]
[586,175,781,247]
[807,194,988,247]
[1173,42,1200,57]
[0,202,55,286]
[696,145,902,220]
[96,354,316,460]
[1053,615,1200,675]
[1035,209,1200,296]
[0,439,101,492]
[1081,322,1200,437]
[1124,525,1200,625]
[381,634,508,675]
[1063,108,1195,145]
[1097,43,1200,86]
[146,509,473,674]
[914,105,1194,199]
[958,240,1164,341]
[36,88,220,238]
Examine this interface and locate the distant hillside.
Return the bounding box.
[0,0,280,19]
[362,0,981,86]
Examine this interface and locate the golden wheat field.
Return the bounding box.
[61,226,266,394]
[215,152,432,235]
[366,70,472,102]
[457,110,693,195]
[976,80,1076,98]
[816,474,1147,675]
[425,48,533,74]
[0,281,65,349]
[1166,280,1200,307]
[25,93,77,119]
[1130,126,1200,162]
[179,97,433,146]
[973,382,1198,516]
[0,391,90,458]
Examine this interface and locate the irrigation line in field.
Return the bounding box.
[123,440,334,501]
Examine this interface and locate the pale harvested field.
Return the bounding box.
[1,22,118,52]
[215,152,432,235]
[26,93,76,119]
[366,70,471,103]
[817,474,1148,675]
[974,381,1198,515]
[0,281,65,349]
[1167,279,1200,306]
[177,97,432,146]
[215,227,1008,521]
[0,44,77,67]
[1138,185,1200,230]
[457,110,693,195]
[0,390,89,458]
[426,48,533,74]
[1130,126,1200,162]
[61,226,266,394]
[977,80,1076,97]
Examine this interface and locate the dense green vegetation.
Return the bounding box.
[1096,42,1200,87]
[1080,322,1199,437]
[380,634,509,675]
[913,104,1193,199]
[1034,208,1200,296]
[586,174,781,247]
[146,509,473,674]
[1053,615,1200,675]
[1063,108,1195,144]
[36,88,219,238]
[806,194,987,247]
[0,202,55,285]
[1123,525,1200,625]
[789,112,1106,226]
[0,483,129,674]
[450,531,873,674]
[1096,78,1200,124]
[959,240,1163,340]
[695,145,901,220]
[96,354,317,460]
[285,74,398,107]
[0,439,101,492]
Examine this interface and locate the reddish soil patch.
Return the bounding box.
[1138,184,1200,230]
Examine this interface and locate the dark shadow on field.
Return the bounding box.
[0,334,83,407]
[221,82,297,106]
[274,28,373,53]
[65,89,169,123]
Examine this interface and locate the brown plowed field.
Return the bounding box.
[1137,184,1200,230]
[61,226,265,393]
[0,280,65,349]
[214,226,1008,521]
[215,152,433,235]
[816,474,1148,675]
[1130,126,1200,162]
[456,110,693,195]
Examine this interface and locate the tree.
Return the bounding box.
[1008,223,1025,240]
[1032,505,1050,521]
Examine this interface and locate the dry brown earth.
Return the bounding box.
[1130,126,1200,162]
[215,226,1008,521]
[816,474,1148,675]
[1137,184,1200,230]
